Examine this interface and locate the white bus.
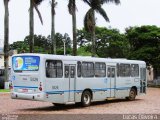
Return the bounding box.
[11,54,146,107]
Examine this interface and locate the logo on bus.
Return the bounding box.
[15,57,23,69]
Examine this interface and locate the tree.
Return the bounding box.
[125,25,160,78]
[77,27,128,58]
[10,33,72,54]
[3,0,10,83]
[82,0,120,56]
[68,0,77,56]
[96,27,128,58]
[54,33,72,55]
[29,0,44,53]
[10,35,51,53]
[25,35,51,53]
[50,0,57,54]
[10,41,29,53]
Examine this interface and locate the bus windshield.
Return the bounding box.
[12,56,40,71]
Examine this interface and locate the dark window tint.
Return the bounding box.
[119,64,130,77]
[65,66,69,78]
[77,61,81,77]
[95,62,106,77]
[82,62,94,77]
[70,66,75,78]
[107,67,115,78]
[117,63,119,77]
[131,64,139,77]
[46,60,63,78]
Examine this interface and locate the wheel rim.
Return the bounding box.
[84,94,90,104]
[129,90,135,100]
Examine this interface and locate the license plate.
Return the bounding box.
[22,89,28,93]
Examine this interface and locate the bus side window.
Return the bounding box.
[131,64,139,77]
[46,60,63,78]
[107,68,111,77]
[77,61,81,77]
[65,66,69,78]
[111,68,115,77]
[119,64,130,77]
[46,62,56,78]
[70,66,75,78]
[95,62,106,77]
[82,62,94,77]
[107,67,115,78]
[117,63,119,77]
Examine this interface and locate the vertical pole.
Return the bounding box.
[51,0,56,54]
[72,0,77,56]
[64,41,66,55]
[62,39,66,55]
[30,0,34,53]
[4,0,9,86]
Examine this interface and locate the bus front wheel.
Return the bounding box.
[81,91,92,107]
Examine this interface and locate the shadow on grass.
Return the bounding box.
[20,98,142,112]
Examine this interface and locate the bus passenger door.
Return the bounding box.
[107,67,116,97]
[64,64,76,102]
[140,68,146,93]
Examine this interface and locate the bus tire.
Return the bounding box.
[81,91,92,107]
[127,88,136,101]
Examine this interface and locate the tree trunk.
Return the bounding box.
[51,0,56,54]
[72,0,77,56]
[4,0,9,83]
[91,10,96,57]
[30,0,34,53]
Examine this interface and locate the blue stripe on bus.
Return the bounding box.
[46,90,83,94]
[45,86,141,94]
[13,86,38,89]
[13,86,141,94]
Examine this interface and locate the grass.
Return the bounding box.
[0,89,10,92]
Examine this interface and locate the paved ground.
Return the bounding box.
[0,88,160,116]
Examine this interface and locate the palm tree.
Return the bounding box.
[68,0,77,56]
[50,0,57,54]
[83,0,120,56]
[29,0,44,53]
[3,0,10,83]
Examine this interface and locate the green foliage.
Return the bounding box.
[10,33,72,54]
[126,25,160,69]
[77,46,92,56]
[77,27,129,58]
[10,41,29,53]
[82,0,121,56]
[57,48,72,55]
[96,27,129,58]
[10,35,50,53]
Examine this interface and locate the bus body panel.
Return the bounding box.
[11,54,147,105]
[11,55,44,101]
[76,77,108,101]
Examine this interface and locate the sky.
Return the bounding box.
[0,0,160,47]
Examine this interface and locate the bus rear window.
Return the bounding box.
[12,56,40,71]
